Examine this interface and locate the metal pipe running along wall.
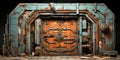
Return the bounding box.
[5,3,115,56]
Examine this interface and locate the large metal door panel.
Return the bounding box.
[42,19,78,55]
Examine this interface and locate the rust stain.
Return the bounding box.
[44,7,51,10]
[19,3,26,8]
[103,12,109,17]
[106,23,113,39]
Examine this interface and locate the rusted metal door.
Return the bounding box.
[42,18,78,55]
[8,3,115,56]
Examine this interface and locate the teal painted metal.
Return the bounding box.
[28,24,31,54]
[35,18,40,45]
[79,16,82,55]
[8,3,115,56]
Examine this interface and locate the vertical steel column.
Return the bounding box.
[27,24,31,54]
[92,24,96,55]
[79,16,82,55]
[76,3,79,14]
[35,18,40,45]
[19,19,26,53]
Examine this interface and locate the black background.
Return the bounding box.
[0,0,119,54]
